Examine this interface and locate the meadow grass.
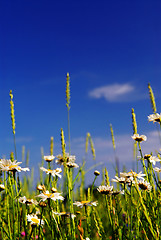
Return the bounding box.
[0,79,161,240]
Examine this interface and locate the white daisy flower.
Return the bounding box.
[73,201,98,208]
[131,134,147,142]
[148,113,161,123]
[27,214,44,226]
[37,190,64,202]
[148,156,161,165]
[142,155,161,165]
[43,155,55,162]
[97,185,113,195]
[153,167,161,173]
[110,190,125,196]
[137,180,152,192]
[111,176,133,184]
[19,196,38,205]
[120,171,145,180]
[40,167,62,178]
[0,159,29,172]
[66,162,79,168]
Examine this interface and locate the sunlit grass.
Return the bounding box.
[0,80,161,239]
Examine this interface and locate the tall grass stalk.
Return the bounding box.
[131,108,138,171]
[110,124,119,175]
[148,83,161,143]
[9,90,17,160]
[66,73,71,154]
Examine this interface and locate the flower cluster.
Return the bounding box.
[110,170,152,192]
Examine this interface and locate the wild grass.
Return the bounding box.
[0,78,161,239]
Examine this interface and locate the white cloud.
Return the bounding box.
[88,83,147,102]
[89,83,134,102]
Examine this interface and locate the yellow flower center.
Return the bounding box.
[31,217,39,224]
[81,201,89,204]
[128,171,137,176]
[47,169,52,173]
[9,164,18,169]
[44,192,54,198]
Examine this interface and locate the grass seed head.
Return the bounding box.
[66,72,70,110]
[148,83,157,113]
[9,90,16,135]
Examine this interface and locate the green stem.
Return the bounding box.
[67,109,71,155]
[13,134,17,161]
[48,198,54,238]
[135,181,157,239]
[4,172,12,240]
[38,208,44,240]
[91,176,97,199]
[14,172,20,239]
[138,142,148,180]
[66,168,76,239]
[130,184,133,239]
[8,174,16,240]
[105,195,112,227]
[24,204,28,240]
[29,226,34,240]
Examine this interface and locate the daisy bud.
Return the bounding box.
[94,170,100,176]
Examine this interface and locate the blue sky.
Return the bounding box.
[0,0,161,183]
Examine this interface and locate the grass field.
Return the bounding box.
[0,76,161,239]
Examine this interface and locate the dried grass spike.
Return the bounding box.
[85,132,90,153]
[148,83,157,113]
[131,108,137,134]
[61,128,66,158]
[89,135,96,160]
[9,90,16,135]
[110,124,116,150]
[66,72,70,110]
[50,137,54,156]
[105,168,110,185]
